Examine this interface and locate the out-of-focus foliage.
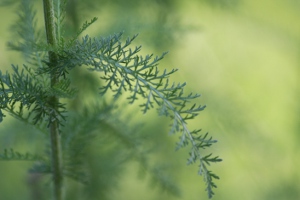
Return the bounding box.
[0,0,222,199]
[201,0,240,8]
[65,0,183,50]
[1,0,300,199]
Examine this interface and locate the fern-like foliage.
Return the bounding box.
[7,0,46,68]
[0,0,69,127]
[0,0,221,198]
[37,29,222,197]
[0,64,68,126]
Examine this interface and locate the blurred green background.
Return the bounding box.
[0,0,299,199]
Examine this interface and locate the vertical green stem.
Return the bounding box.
[43,0,63,200]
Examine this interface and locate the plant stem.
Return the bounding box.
[43,0,63,200]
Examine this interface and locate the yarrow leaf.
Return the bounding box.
[37,32,222,198]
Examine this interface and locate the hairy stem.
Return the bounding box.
[43,0,63,200]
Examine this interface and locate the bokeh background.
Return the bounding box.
[0,0,299,199]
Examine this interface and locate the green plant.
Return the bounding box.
[0,0,221,199]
